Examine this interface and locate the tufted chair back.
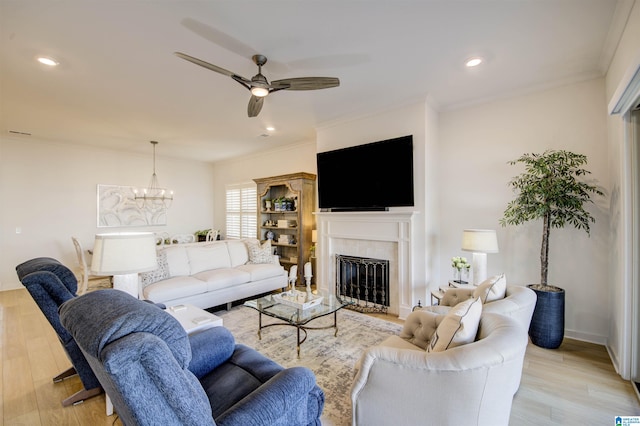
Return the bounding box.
[429,285,537,331]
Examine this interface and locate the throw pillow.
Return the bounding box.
[472,273,507,303]
[187,244,231,274]
[427,297,482,353]
[246,240,273,264]
[139,251,169,287]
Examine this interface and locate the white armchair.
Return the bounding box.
[428,284,537,331]
[351,312,528,426]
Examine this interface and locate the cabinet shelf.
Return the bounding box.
[271,242,298,248]
[254,172,316,284]
[262,210,298,214]
[262,226,298,230]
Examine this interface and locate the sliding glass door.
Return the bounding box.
[631,107,640,390]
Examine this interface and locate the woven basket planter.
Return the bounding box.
[527,284,565,349]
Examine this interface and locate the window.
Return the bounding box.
[226,182,257,239]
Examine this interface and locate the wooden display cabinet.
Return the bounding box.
[253,172,316,285]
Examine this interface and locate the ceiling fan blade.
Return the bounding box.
[271,77,340,91]
[174,52,251,84]
[247,95,264,117]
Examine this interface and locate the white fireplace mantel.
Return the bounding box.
[314,211,416,319]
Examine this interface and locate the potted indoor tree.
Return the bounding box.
[500,150,603,349]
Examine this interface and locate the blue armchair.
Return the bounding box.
[15,257,102,406]
[59,289,324,426]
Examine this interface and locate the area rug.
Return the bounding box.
[213,306,403,426]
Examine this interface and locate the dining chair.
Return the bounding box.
[171,233,196,244]
[71,236,111,294]
[155,231,170,246]
[206,229,219,241]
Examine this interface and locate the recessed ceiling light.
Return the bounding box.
[465,57,483,68]
[37,56,59,66]
[266,126,275,131]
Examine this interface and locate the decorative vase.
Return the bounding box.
[527,284,565,349]
[265,200,272,212]
[460,268,469,284]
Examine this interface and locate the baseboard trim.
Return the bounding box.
[565,329,607,345]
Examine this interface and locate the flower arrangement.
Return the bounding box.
[451,256,470,271]
[451,256,470,283]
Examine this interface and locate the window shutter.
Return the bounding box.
[226,183,257,239]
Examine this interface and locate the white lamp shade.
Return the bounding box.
[461,229,499,253]
[91,232,157,275]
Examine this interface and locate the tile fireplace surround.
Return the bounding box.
[315,211,415,319]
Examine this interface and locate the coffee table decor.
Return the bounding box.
[244,293,352,357]
[273,289,323,310]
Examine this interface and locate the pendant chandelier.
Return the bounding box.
[134,141,173,209]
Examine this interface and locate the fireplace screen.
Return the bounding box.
[336,254,389,314]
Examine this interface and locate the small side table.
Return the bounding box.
[447,280,476,290]
[430,290,444,305]
[167,304,224,333]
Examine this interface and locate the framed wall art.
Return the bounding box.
[97,184,167,227]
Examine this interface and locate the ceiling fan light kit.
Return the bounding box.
[174,51,340,117]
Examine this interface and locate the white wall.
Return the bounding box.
[604,0,640,378]
[0,136,215,290]
[439,78,610,343]
[211,140,317,236]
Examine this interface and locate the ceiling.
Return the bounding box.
[0,1,630,162]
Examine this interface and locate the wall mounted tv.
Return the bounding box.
[316,135,414,211]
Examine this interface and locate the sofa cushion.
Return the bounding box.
[227,240,249,267]
[473,273,507,303]
[236,263,285,282]
[140,251,169,287]
[187,244,231,275]
[193,269,252,291]
[427,297,482,353]
[163,246,190,277]
[142,276,208,302]
[246,240,273,264]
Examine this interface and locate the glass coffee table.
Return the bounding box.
[244,293,352,357]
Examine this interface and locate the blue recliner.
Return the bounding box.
[15,257,103,406]
[59,289,324,426]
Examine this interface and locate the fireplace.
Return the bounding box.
[336,254,389,314]
[315,211,415,319]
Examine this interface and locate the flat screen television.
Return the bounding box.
[316,135,414,211]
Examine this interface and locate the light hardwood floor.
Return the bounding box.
[2,288,639,425]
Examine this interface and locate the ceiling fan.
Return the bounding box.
[174,52,340,117]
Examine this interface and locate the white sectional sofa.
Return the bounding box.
[139,239,287,309]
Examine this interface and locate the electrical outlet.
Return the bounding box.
[15,227,21,234]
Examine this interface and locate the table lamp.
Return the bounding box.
[90,232,158,297]
[461,229,499,285]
